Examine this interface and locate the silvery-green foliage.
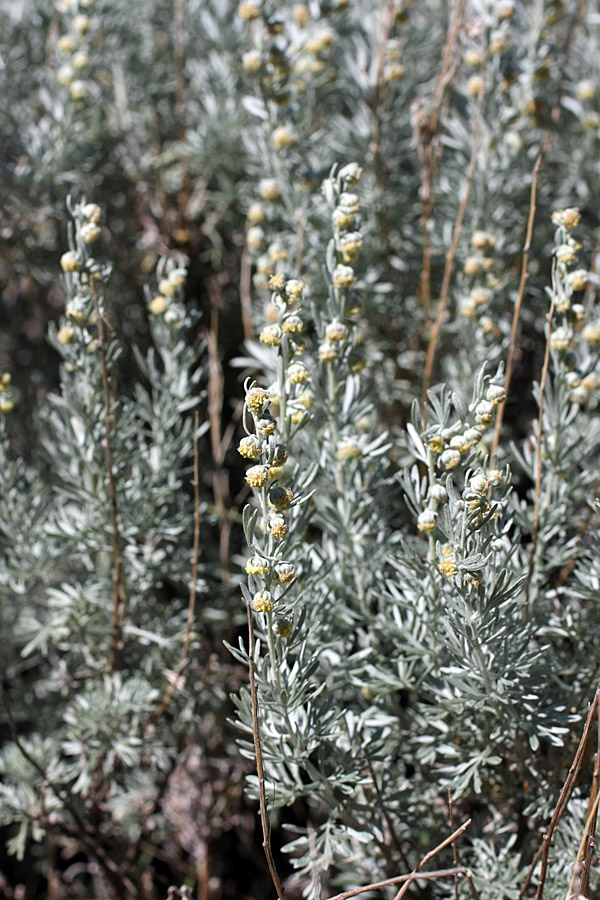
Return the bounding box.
[0,201,229,890]
[2,0,600,898]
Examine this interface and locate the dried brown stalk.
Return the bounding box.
[325,864,479,900]
[572,702,600,899]
[415,0,466,323]
[421,87,483,406]
[367,759,415,877]
[490,153,542,463]
[151,410,201,721]
[448,790,460,900]
[246,603,287,899]
[392,819,472,900]
[91,281,126,676]
[518,680,600,900]
[206,278,244,581]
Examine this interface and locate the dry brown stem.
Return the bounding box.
[415,0,465,323]
[325,864,479,900]
[91,281,126,676]
[490,153,542,462]
[518,681,600,900]
[392,819,472,900]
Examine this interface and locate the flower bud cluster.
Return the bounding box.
[147,262,188,329]
[549,211,599,405]
[55,0,97,104]
[413,376,506,541]
[56,198,109,359]
[460,229,500,326]
[0,374,15,416]
[240,380,301,630]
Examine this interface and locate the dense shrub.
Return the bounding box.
[0,1,599,899]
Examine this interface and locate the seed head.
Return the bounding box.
[268,444,287,469]
[417,510,437,533]
[274,562,296,583]
[245,465,269,488]
[238,435,262,458]
[275,617,293,638]
[260,324,282,347]
[440,449,461,470]
[246,387,270,412]
[252,591,274,613]
[475,400,494,427]
[288,362,309,384]
[326,320,349,343]
[269,514,289,538]
[246,556,270,575]
[332,265,356,289]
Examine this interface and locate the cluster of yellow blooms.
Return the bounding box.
[548,209,599,406]
[55,0,96,104]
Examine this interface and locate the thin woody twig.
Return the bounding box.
[392,819,472,900]
[325,865,478,900]
[448,790,460,900]
[91,281,125,676]
[518,681,600,900]
[151,410,201,721]
[246,603,287,900]
[490,153,542,463]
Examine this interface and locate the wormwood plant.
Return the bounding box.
[2,1,600,899]
[0,199,238,896]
